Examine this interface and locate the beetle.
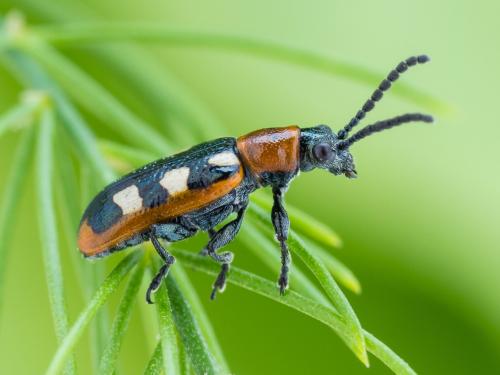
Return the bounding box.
[78,55,434,303]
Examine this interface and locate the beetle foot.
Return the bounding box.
[278,273,289,296]
[146,261,173,304]
[210,263,229,300]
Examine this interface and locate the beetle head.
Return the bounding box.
[299,125,357,178]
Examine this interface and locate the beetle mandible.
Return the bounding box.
[78,55,434,303]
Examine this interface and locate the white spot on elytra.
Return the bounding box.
[113,185,143,215]
[160,167,190,195]
[208,152,240,167]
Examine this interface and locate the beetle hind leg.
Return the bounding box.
[205,233,236,300]
[146,232,175,304]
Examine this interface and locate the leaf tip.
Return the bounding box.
[326,234,343,249]
[356,346,370,368]
[348,279,362,295]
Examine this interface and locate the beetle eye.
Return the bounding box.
[312,143,334,162]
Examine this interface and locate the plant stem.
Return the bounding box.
[36,107,76,374]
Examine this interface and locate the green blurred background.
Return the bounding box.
[1,0,499,374]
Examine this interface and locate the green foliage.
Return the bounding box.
[248,204,367,365]
[32,23,447,112]
[173,250,415,375]
[0,11,441,374]
[36,106,76,374]
[46,252,142,375]
[154,278,181,375]
[99,260,145,375]
[0,120,35,324]
[166,276,220,374]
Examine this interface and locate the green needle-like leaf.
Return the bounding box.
[0,125,35,325]
[144,342,164,375]
[154,276,181,375]
[306,239,362,294]
[178,335,190,375]
[167,276,221,375]
[45,251,141,375]
[171,265,230,373]
[34,23,447,112]
[99,261,145,375]
[36,107,76,374]
[173,250,416,375]
[365,332,417,375]
[137,262,163,355]
[287,232,368,364]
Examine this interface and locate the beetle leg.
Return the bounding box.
[208,228,217,238]
[146,232,175,304]
[204,203,248,300]
[199,229,217,256]
[272,186,291,295]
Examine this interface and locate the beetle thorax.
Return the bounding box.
[236,126,301,187]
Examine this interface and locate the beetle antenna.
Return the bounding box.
[337,55,431,140]
[337,113,433,149]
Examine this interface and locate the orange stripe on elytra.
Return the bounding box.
[78,167,244,257]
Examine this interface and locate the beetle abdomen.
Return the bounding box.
[236,126,300,186]
[78,138,244,257]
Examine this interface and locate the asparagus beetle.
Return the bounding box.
[78,55,434,303]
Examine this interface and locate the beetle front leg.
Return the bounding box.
[204,203,248,300]
[272,186,291,295]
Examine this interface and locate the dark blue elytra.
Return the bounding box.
[82,137,239,235]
